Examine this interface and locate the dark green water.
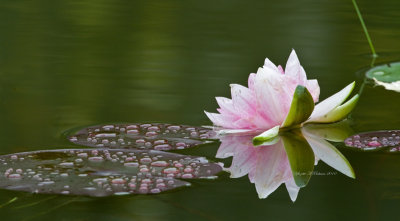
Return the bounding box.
[1,0,400,220]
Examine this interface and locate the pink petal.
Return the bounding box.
[285,178,300,202]
[230,84,256,117]
[277,65,285,74]
[263,58,280,73]
[254,67,293,126]
[285,49,307,85]
[248,73,257,91]
[204,111,236,128]
[305,79,320,102]
[215,97,237,117]
[228,141,257,178]
[253,141,290,198]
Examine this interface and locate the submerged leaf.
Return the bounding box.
[281,85,314,128]
[366,62,400,92]
[0,149,222,197]
[281,130,315,187]
[68,124,216,150]
[344,130,400,151]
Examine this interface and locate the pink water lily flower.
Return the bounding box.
[205,50,358,135]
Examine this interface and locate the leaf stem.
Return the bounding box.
[352,0,377,57]
[0,197,18,208]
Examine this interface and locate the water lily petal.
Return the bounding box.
[263,58,280,73]
[215,97,236,116]
[248,73,257,91]
[204,111,236,128]
[285,178,300,202]
[255,67,292,126]
[307,81,355,123]
[253,141,290,198]
[303,131,355,178]
[285,49,307,84]
[306,79,320,102]
[277,65,285,74]
[229,146,257,178]
[230,84,256,117]
[215,128,254,135]
[308,94,359,123]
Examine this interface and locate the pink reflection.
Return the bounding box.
[216,133,300,201]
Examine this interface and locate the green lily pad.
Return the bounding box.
[281,130,315,187]
[366,62,400,83]
[281,86,315,128]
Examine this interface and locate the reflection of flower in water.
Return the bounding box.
[216,122,355,202]
[217,133,300,201]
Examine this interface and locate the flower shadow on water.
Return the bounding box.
[214,120,355,201]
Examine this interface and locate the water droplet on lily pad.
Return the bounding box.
[0,149,222,196]
[344,130,400,151]
[366,62,400,92]
[68,124,216,150]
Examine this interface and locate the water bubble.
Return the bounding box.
[88,157,104,162]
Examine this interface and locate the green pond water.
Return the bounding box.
[1,0,400,220]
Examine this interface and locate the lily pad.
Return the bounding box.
[0,149,222,196]
[366,62,400,83]
[366,62,400,92]
[68,124,216,150]
[344,130,400,151]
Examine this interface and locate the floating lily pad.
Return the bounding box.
[0,149,222,196]
[344,130,400,151]
[366,62,400,83]
[366,62,400,92]
[68,124,216,150]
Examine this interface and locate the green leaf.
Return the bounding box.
[366,62,400,93]
[307,94,359,124]
[281,130,315,187]
[281,85,315,128]
[252,126,280,146]
[366,62,400,83]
